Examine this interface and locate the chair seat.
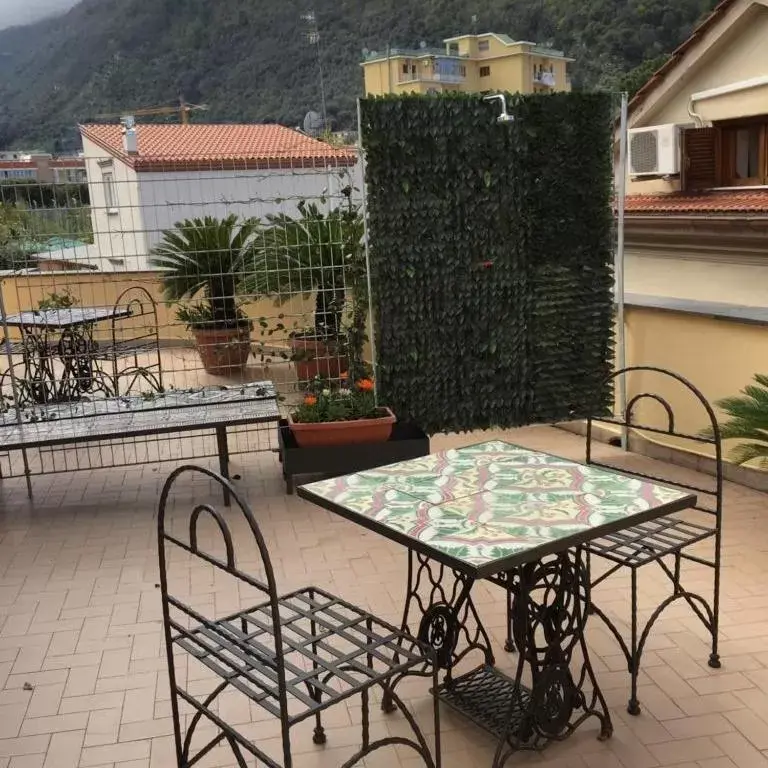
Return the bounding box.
[91,341,159,360]
[1,340,59,356]
[585,514,716,567]
[173,585,429,724]
[1,341,26,355]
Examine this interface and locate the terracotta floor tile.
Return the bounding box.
[0,425,766,768]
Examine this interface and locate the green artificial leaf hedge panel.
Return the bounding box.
[360,92,615,435]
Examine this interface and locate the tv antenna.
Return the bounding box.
[300,10,328,134]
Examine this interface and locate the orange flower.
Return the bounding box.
[339,371,349,380]
[357,378,374,392]
[303,394,318,406]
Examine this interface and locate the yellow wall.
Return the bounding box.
[484,56,526,94]
[0,271,314,345]
[623,306,768,459]
[626,248,768,306]
[363,59,400,95]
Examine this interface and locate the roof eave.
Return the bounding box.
[628,0,739,118]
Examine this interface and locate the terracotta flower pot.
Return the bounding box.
[288,407,396,448]
[290,336,348,383]
[192,325,251,376]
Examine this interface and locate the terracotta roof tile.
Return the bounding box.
[78,123,356,172]
[626,189,768,215]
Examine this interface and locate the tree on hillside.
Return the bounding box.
[0,0,720,148]
[614,54,671,98]
[0,204,32,271]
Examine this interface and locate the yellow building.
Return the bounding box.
[622,0,768,309]
[361,33,572,97]
[608,0,768,478]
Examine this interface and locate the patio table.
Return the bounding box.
[297,440,696,766]
[1,306,132,405]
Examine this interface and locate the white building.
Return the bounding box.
[0,154,85,182]
[78,123,360,271]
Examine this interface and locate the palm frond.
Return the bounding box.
[241,203,363,302]
[150,215,258,325]
[706,374,768,465]
[728,441,768,467]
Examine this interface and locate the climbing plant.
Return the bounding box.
[360,92,615,434]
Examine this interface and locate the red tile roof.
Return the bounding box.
[629,0,738,116]
[78,123,356,172]
[626,189,768,215]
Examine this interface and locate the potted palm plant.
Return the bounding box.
[151,215,257,376]
[242,195,364,383]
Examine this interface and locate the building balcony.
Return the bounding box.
[399,71,466,85]
[533,71,557,87]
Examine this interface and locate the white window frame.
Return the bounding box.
[102,171,118,214]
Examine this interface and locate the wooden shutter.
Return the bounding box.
[681,127,719,191]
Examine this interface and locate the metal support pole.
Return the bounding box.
[216,426,231,507]
[0,278,24,427]
[356,98,380,407]
[616,93,629,450]
[0,278,34,498]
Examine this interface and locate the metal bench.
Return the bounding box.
[158,465,440,768]
[0,382,280,502]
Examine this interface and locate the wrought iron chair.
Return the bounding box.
[93,286,163,395]
[158,465,441,768]
[582,366,723,715]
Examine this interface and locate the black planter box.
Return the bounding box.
[277,418,430,494]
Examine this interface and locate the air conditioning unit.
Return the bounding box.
[628,124,681,177]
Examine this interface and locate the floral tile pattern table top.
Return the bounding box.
[299,440,696,577]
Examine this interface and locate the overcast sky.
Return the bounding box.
[0,0,79,29]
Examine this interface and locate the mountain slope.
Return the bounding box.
[0,0,718,150]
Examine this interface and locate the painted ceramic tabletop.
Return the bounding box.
[298,441,695,577]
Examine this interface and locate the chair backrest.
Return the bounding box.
[157,465,290,723]
[109,285,160,347]
[586,366,723,519]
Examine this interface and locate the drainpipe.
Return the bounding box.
[687,95,704,127]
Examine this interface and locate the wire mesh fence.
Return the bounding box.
[0,125,363,478]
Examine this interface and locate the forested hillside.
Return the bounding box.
[0,0,718,150]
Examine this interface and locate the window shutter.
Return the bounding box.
[681,127,719,191]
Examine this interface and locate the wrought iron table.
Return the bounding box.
[297,440,695,767]
[1,307,132,405]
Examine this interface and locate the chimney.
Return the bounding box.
[121,116,138,155]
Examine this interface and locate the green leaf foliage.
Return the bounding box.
[711,374,768,466]
[150,214,257,328]
[242,198,364,338]
[360,92,615,435]
[0,0,719,149]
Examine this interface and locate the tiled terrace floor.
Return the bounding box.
[0,425,767,768]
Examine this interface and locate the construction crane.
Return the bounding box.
[95,98,208,125]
